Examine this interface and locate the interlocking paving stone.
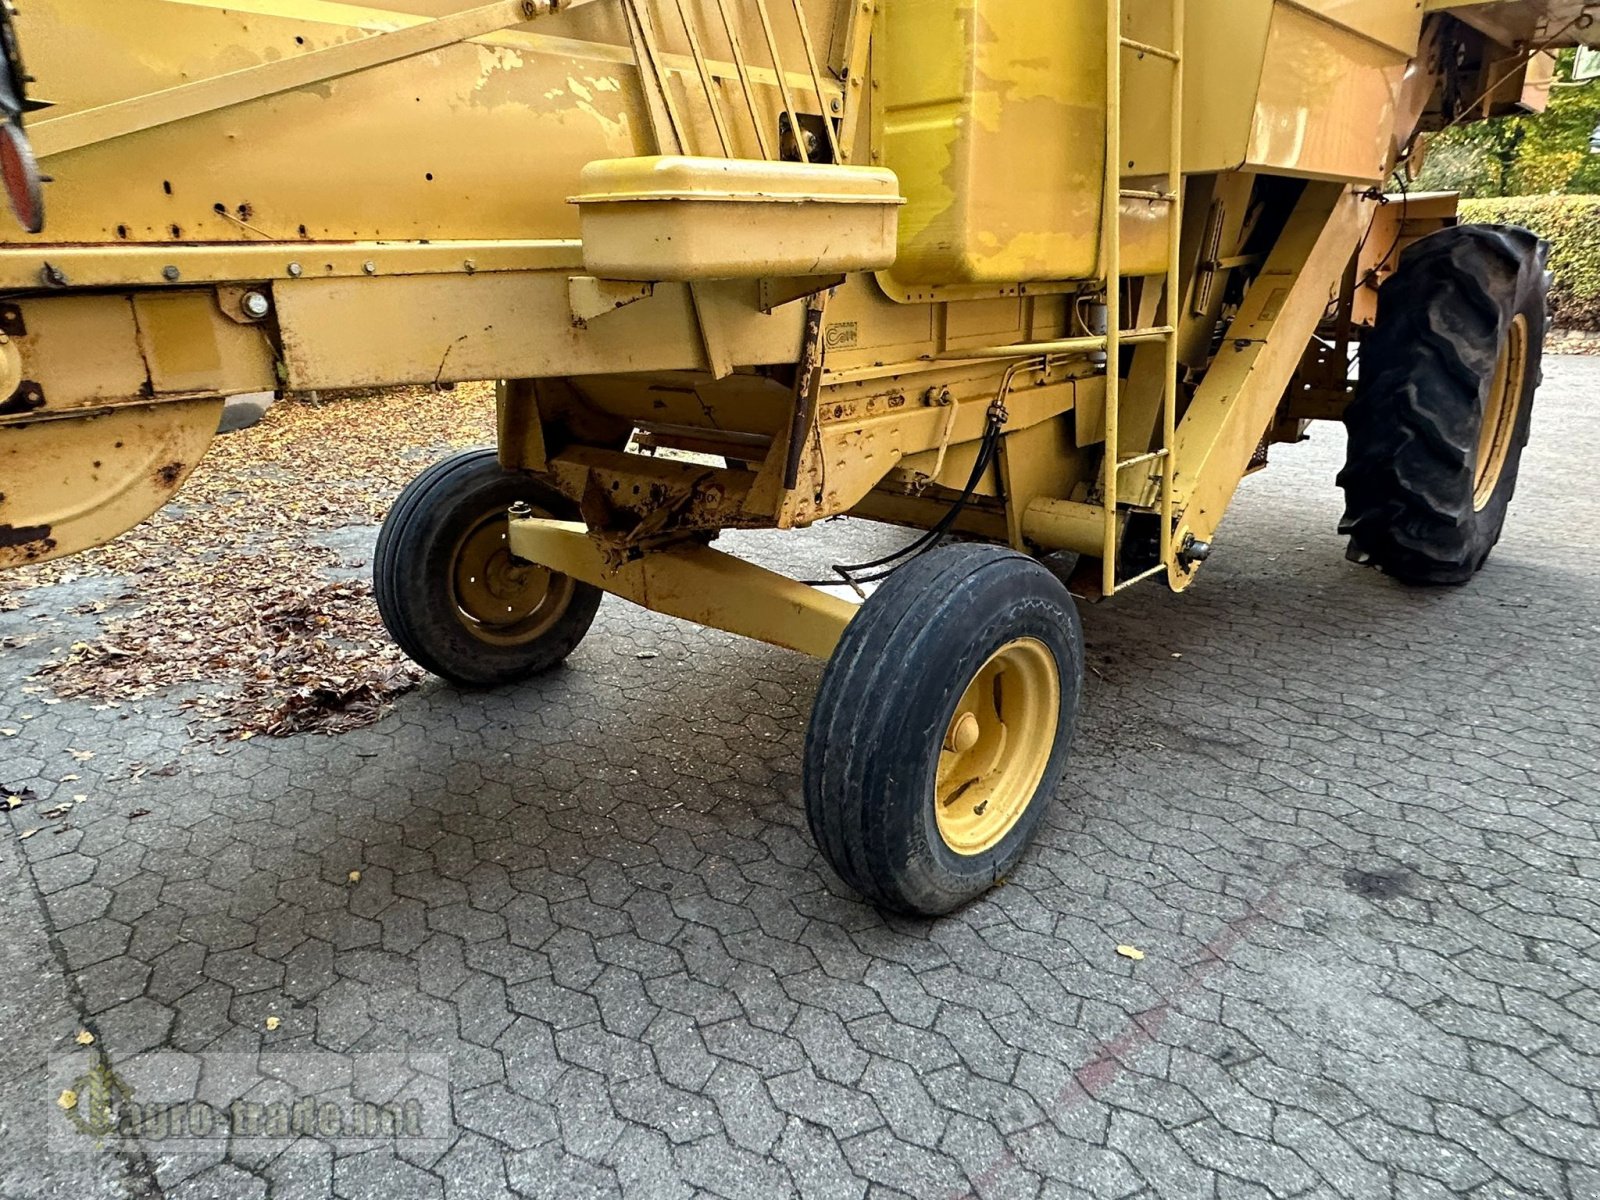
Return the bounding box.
[3,357,1599,1197]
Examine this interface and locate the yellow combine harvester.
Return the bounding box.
[0,0,1581,912]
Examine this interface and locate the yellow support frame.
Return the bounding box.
[506,518,858,659]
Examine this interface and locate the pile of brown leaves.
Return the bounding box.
[4,384,496,738]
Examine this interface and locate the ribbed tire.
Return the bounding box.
[1338,224,1549,584]
[373,448,601,687]
[803,545,1084,916]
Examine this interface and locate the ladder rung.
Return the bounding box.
[1120,36,1180,63]
[1117,449,1170,469]
[1120,189,1176,203]
[1117,325,1176,345]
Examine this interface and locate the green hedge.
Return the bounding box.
[1459,195,1600,329]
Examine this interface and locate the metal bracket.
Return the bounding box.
[758,274,846,314]
[568,276,655,326]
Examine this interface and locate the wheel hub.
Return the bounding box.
[450,510,574,646]
[934,637,1060,857]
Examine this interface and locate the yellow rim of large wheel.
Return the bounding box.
[450,509,575,647]
[934,637,1060,857]
[1474,313,1529,512]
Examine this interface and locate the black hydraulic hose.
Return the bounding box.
[800,405,1006,588]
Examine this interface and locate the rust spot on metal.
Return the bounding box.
[0,523,56,562]
[155,462,185,487]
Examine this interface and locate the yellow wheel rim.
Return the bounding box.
[1474,313,1529,512]
[450,509,574,647]
[934,637,1061,857]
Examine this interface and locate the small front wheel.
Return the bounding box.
[374,448,601,687]
[804,545,1084,916]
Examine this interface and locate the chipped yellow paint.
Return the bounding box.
[881,1,1114,287]
[0,0,1579,618]
[877,1,1185,293]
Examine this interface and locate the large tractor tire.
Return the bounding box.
[1338,224,1549,584]
[374,448,601,687]
[804,545,1084,916]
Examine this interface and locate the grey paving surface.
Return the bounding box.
[2,358,1598,1200]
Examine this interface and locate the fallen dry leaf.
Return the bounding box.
[265,1016,281,1031]
[18,828,39,839]
[347,870,362,884]
[1115,945,1146,962]
[1,785,35,810]
[13,387,494,741]
[57,1089,77,1111]
[75,1030,95,1046]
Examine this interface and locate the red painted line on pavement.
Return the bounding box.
[951,884,1290,1199]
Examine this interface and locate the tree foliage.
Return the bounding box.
[1459,194,1600,327]
[1416,52,1600,197]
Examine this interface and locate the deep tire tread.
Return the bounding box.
[1339,224,1549,585]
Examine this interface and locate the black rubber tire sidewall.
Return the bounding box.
[373,448,601,688]
[804,545,1084,916]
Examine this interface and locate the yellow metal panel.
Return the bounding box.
[1288,0,1424,54]
[2,292,276,413]
[13,0,842,249]
[132,294,226,394]
[3,297,149,409]
[1245,5,1410,183]
[13,0,640,245]
[0,240,584,291]
[0,399,221,567]
[876,0,1168,288]
[880,0,1103,285]
[1183,1,1411,180]
[1182,0,1274,173]
[271,273,805,388]
[572,156,904,281]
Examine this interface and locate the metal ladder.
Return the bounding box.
[1099,0,1185,597]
